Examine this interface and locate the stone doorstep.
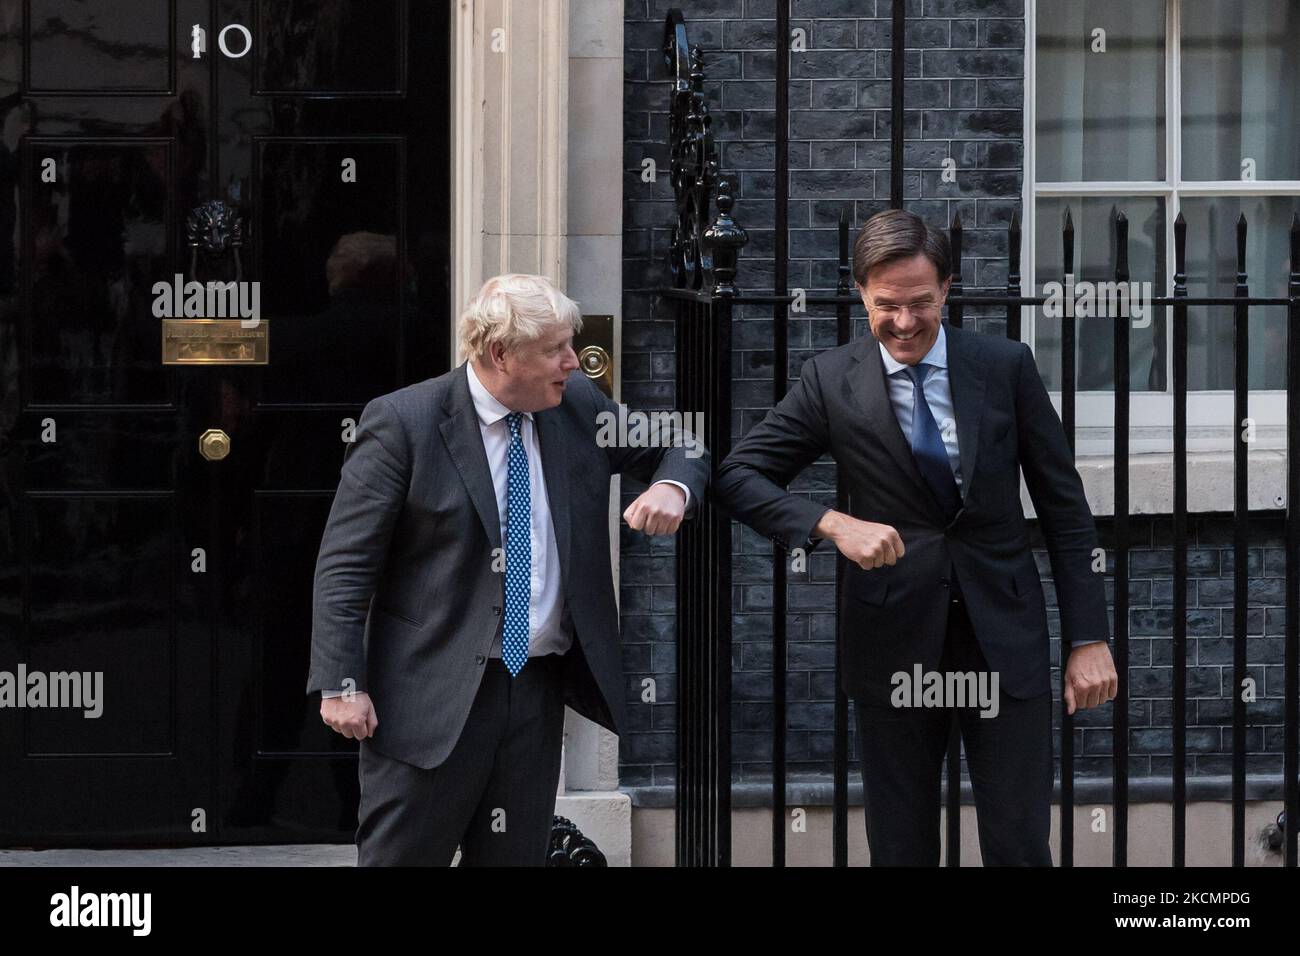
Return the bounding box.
[555,791,633,867]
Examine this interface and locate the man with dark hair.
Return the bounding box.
[715,208,1116,866]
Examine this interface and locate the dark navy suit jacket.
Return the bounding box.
[307,365,710,768]
[715,322,1110,703]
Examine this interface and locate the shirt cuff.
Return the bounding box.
[652,479,691,509]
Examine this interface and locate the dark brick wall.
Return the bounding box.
[617,1,1287,793]
[1065,517,1290,779]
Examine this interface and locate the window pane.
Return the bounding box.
[1034,197,1167,392]
[1179,196,1297,390]
[1037,1,1166,182]
[1181,1,1300,182]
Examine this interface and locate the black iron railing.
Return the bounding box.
[650,4,1300,869]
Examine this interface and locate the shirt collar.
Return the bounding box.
[465,359,532,428]
[878,322,947,376]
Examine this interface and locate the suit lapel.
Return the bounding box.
[849,322,987,522]
[438,363,574,584]
[439,364,502,551]
[849,334,947,523]
[534,407,572,589]
[944,324,986,506]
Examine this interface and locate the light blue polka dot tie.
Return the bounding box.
[502,412,531,676]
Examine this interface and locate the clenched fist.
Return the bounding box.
[1063,642,1118,714]
[321,691,378,740]
[623,482,687,536]
[814,510,905,570]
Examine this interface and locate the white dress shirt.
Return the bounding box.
[466,359,572,658]
[466,362,690,659]
[877,322,965,499]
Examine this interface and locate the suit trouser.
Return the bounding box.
[355,653,567,866]
[854,593,1054,866]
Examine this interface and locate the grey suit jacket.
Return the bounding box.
[715,322,1110,703]
[307,364,710,769]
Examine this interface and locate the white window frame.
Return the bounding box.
[1022,0,1300,458]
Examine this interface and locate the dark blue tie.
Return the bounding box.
[902,363,962,520]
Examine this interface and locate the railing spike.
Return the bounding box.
[1237,213,1249,276]
[1289,212,1300,283]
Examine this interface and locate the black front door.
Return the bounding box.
[0,0,450,845]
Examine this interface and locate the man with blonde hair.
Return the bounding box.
[308,274,709,865]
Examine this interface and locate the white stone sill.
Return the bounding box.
[1022,450,1290,518]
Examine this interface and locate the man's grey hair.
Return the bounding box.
[456,273,584,364]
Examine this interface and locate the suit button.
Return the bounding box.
[493,606,501,616]
[475,654,486,665]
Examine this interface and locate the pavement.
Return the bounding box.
[0,845,357,866]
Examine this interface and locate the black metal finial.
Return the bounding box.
[1115,211,1129,281]
[1288,212,1300,289]
[1174,211,1187,289]
[949,212,963,283]
[836,206,851,296]
[1063,207,1075,275]
[704,177,748,295]
[663,11,746,291]
[1236,213,1249,281]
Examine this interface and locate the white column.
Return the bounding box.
[450,0,632,865]
[452,0,570,349]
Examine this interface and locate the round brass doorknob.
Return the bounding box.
[199,429,231,461]
[578,345,610,380]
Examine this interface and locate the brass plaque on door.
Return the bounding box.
[162,319,269,365]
